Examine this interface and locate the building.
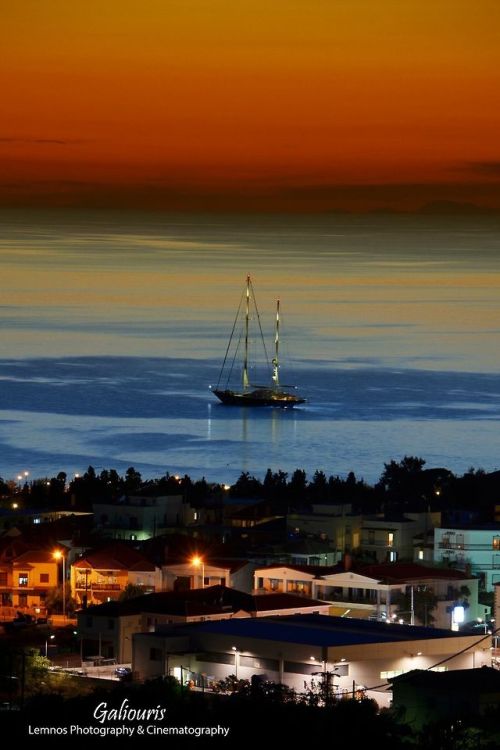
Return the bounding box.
[253,564,340,598]
[390,667,500,729]
[287,503,361,553]
[71,543,161,607]
[1,549,59,614]
[93,495,189,540]
[254,561,484,629]
[76,586,330,663]
[162,559,254,593]
[434,524,500,591]
[132,614,491,707]
[360,512,438,563]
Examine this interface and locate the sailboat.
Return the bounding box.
[211,276,305,407]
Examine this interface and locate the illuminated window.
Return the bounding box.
[493,537,500,550]
[418,550,424,560]
[388,532,394,547]
[18,574,28,587]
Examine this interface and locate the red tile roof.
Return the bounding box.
[359,562,473,583]
[251,593,329,611]
[73,543,156,572]
[12,550,58,564]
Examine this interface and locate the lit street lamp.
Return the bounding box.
[53,550,66,619]
[45,634,55,657]
[191,556,205,589]
[231,646,239,679]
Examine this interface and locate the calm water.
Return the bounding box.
[0,211,499,484]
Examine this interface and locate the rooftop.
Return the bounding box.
[185,613,470,648]
[73,542,156,571]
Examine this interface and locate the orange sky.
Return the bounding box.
[2,0,500,211]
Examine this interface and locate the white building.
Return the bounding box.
[434,525,500,591]
[254,561,484,629]
[162,559,255,593]
[77,587,330,663]
[132,615,491,708]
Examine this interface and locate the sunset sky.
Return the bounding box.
[2,0,500,212]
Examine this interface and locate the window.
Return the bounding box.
[18,574,28,587]
[270,579,279,591]
[220,577,226,586]
[389,550,397,562]
[418,549,424,560]
[387,532,394,547]
[381,669,404,679]
[40,573,49,583]
[368,530,375,545]
[18,594,27,607]
[0,573,7,586]
[149,648,163,661]
[204,577,210,586]
[493,536,500,550]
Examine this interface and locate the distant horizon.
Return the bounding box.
[1,197,500,216]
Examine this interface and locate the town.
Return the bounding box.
[1,457,500,743]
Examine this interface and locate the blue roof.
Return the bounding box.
[189,615,467,648]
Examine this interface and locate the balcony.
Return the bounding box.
[439,542,499,551]
[360,539,393,548]
[90,583,122,591]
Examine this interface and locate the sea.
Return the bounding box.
[0,210,499,486]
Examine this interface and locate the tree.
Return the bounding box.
[288,469,307,503]
[310,470,328,502]
[378,456,427,505]
[119,583,145,601]
[45,583,76,616]
[393,586,438,627]
[230,472,262,498]
[124,466,142,493]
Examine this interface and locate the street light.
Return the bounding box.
[191,556,205,589]
[53,550,66,619]
[231,647,239,679]
[45,634,55,657]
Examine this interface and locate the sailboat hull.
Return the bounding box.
[212,388,305,407]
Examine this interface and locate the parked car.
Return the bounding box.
[115,667,132,681]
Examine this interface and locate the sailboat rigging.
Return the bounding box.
[211,276,305,407]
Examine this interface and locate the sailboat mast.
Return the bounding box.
[272,298,280,387]
[243,275,250,389]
